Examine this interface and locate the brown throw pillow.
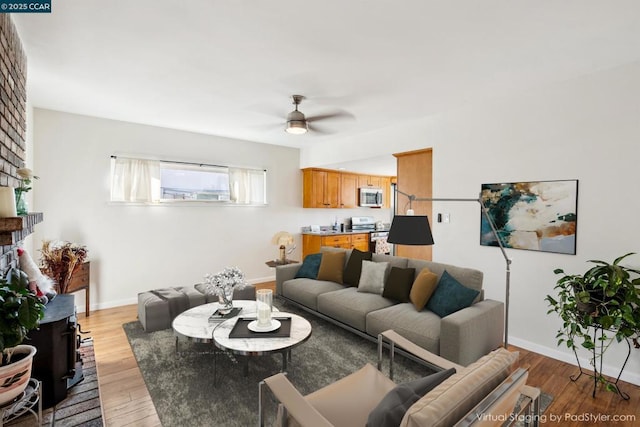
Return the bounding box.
[316,250,346,284]
[410,268,439,311]
[343,249,373,286]
[382,267,416,302]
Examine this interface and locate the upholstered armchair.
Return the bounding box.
[258,330,540,427]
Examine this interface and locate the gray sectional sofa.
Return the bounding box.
[275,248,504,366]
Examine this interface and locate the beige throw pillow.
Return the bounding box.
[409,268,439,311]
[316,250,346,284]
[357,261,389,294]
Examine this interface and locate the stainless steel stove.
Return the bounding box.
[351,216,391,254]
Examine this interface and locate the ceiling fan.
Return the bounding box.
[285,95,353,135]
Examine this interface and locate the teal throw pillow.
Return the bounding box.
[367,367,456,427]
[343,249,373,286]
[294,253,323,279]
[426,270,480,317]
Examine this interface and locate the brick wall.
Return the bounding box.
[0,14,28,272]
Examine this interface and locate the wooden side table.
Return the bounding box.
[265,259,298,268]
[66,261,91,316]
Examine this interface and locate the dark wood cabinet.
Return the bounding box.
[65,261,90,316]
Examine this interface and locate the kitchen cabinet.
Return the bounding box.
[350,233,370,252]
[394,148,433,260]
[380,176,391,209]
[358,175,382,189]
[302,233,370,259]
[303,169,341,208]
[339,173,358,208]
[303,168,394,209]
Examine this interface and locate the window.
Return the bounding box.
[160,163,230,201]
[110,156,267,205]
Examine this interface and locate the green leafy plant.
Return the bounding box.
[0,268,45,366]
[546,252,640,393]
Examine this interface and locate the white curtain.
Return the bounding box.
[229,168,266,204]
[110,158,161,202]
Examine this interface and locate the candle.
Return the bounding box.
[0,187,17,218]
[256,289,273,327]
[257,304,271,327]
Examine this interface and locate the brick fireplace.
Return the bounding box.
[0,14,33,273]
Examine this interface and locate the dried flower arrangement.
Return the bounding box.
[39,241,89,294]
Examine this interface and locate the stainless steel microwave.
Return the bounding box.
[359,187,383,207]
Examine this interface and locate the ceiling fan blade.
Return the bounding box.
[307,110,355,123]
[307,123,334,134]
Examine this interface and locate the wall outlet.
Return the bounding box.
[442,213,450,223]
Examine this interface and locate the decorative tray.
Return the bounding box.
[229,317,291,338]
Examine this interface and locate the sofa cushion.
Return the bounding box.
[343,249,373,287]
[318,287,396,331]
[400,348,518,427]
[317,251,346,284]
[282,278,346,311]
[304,363,396,427]
[365,303,441,354]
[409,268,439,311]
[382,267,416,303]
[406,259,483,296]
[295,253,323,279]
[426,271,480,317]
[367,368,456,427]
[373,254,409,270]
[358,261,389,294]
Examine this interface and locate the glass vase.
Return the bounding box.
[15,193,28,216]
[218,287,234,314]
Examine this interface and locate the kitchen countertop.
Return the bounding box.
[302,229,389,236]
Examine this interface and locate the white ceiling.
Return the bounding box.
[13,1,640,175]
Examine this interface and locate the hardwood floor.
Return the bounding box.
[78,282,640,426]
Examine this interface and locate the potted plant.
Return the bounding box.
[0,268,44,405]
[546,252,640,395]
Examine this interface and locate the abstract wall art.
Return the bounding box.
[480,180,578,255]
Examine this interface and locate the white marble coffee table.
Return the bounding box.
[172,300,263,351]
[213,312,312,374]
[213,312,311,372]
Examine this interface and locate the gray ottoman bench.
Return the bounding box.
[137,284,257,332]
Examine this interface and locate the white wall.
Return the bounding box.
[301,61,640,385]
[31,109,390,310]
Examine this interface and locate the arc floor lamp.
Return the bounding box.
[388,188,512,348]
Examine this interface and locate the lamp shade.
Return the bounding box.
[387,215,434,245]
[271,231,294,246]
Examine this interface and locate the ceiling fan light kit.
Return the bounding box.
[285,122,308,134]
[285,95,308,134]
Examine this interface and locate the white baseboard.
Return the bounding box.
[76,275,277,314]
[508,335,640,386]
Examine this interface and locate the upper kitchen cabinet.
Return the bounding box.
[302,168,394,209]
[303,168,341,208]
[340,173,359,208]
[358,175,381,188]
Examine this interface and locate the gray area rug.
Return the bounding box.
[124,301,431,427]
[124,301,553,427]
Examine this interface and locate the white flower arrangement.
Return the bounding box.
[203,267,246,307]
